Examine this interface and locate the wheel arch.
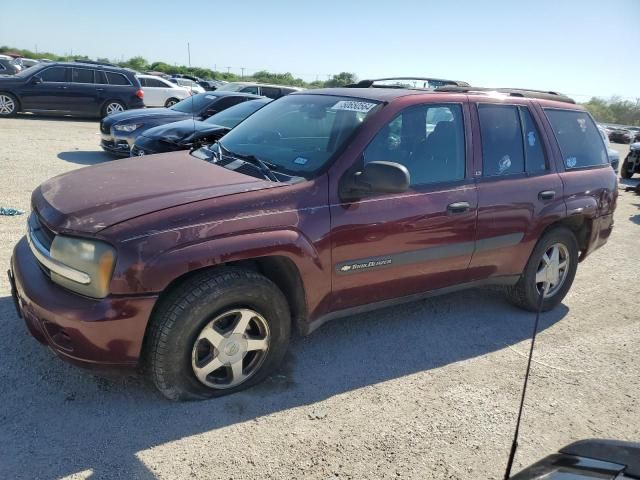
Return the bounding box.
[540,215,592,260]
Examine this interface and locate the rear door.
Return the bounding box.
[66,67,100,114]
[21,66,71,111]
[329,101,478,311]
[468,101,565,280]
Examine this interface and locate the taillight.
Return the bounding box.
[136,89,144,99]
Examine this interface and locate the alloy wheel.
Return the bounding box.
[191,308,270,389]
[106,102,124,115]
[0,95,16,115]
[535,243,570,297]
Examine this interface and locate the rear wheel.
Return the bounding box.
[146,268,291,401]
[164,98,179,107]
[102,100,125,117]
[620,157,633,179]
[0,93,18,117]
[509,227,578,312]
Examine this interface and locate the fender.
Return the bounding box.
[113,227,331,319]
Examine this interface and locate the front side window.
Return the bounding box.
[40,67,68,83]
[363,104,465,186]
[218,94,381,178]
[260,86,280,99]
[72,68,94,84]
[544,109,608,169]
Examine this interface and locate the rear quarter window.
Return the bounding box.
[544,109,608,169]
[105,72,131,86]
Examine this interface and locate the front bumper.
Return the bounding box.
[10,237,157,368]
[100,133,132,156]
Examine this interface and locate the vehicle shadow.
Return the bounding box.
[57,150,116,165]
[0,288,568,479]
[16,113,99,123]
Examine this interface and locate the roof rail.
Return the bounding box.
[345,77,470,90]
[72,59,117,67]
[434,85,575,104]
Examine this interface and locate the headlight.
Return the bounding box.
[114,123,142,133]
[50,236,116,298]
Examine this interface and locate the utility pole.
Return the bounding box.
[240,67,245,78]
[226,66,231,74]
[187,42,191,67]
[214,64,217,72]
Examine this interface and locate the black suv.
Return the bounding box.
[0,61,144,118]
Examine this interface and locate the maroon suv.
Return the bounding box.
[9,85,617,400]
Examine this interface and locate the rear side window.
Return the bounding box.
[478,105,524,176]
[241,86,259,95]
[40,67,68,82]
[260,86,281,99]
[72,68,94,84]
[544,109,608,169]
[105,72,130,86]
[146,78,166,88]
[138,77,147,87]
[519,107,547,174]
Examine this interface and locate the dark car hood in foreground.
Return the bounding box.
[33,151,278,235]
[141,119,229,143]
[102,108,191,127]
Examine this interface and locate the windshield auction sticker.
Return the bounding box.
[330,100,377,113]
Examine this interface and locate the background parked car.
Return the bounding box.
[197,79,227,91]
[137,74,191,107]
[621,141,640,179]
[131,97,272,156]
[169,77,205,94]
[100,91,261,155]
[0,55,21,75]
[609,126,640,144]
[0,61,144,117]
[598,125,620,171]
[216,81,303,99]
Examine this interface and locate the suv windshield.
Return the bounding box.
[170,93,215,113]
[204,99,270,128]
[217,94,381,177]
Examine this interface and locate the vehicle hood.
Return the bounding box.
[141,119,229,143]
[32,151,278,235]
[102,108,190,127]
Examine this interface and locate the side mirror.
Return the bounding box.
[341,161,410,201]
[30,75,42,85]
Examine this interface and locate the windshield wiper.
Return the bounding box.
[218,142,280,182]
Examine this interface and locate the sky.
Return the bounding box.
[2,0,639,102]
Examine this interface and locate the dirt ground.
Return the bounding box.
[0,115,638,480]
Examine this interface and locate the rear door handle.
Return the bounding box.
[538,190,556,200]
[447,201,470,214]
[96,88,105,92]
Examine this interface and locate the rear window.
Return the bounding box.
[544,109,608,169]
[105,72,130,86]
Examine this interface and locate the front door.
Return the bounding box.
[21,66,71,112]
[329,102,478,312]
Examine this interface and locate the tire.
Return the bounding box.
[620,157,632,179]
[508,227,578,312]
[146,267,291,401]
[0,92,18,117]
[164,98,179,107]
[102,100,126,117]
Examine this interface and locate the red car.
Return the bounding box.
[9,83,617,400]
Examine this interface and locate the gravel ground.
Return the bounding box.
[0,116,639,480]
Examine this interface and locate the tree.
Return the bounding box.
[120,56,149,72]
[325,72,357,88]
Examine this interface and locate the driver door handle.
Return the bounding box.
[447,201,470,215]
[538,190,556,201]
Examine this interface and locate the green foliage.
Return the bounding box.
[0,46,356,89]
[582,97,640,126]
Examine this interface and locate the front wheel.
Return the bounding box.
[146,268,291,401]
[102,100,126,117]
[509,227,578,312]
[164,98,179,107]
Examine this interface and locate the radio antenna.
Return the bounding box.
[503,286,546,479]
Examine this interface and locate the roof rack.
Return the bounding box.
[72,59,117,67]
[345,77,470,90]
[434,86,575,104]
